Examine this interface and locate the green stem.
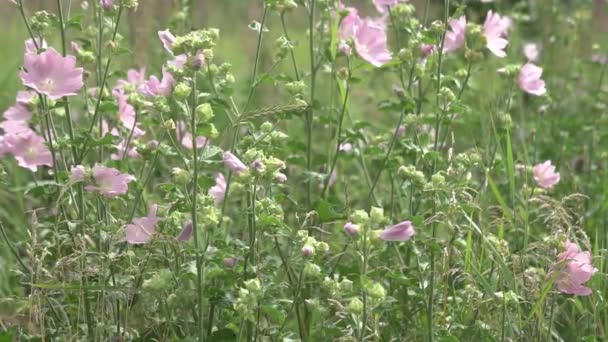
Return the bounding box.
[306,0,317,209]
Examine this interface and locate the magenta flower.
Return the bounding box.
[223,151,248,174]
[100,0,113,10]
[208,173,227,205]
[555,240,597,296]
[353,19,392,67]
[420,44,436,58]
[523,43,540,61]
[177,220,193,241]
[443,16,466,53]
[483,11,510,58]
[533,160,560,189]
[302,245,314,257]
[344,222,360,235]
[70,165,86,182]
[20,47,84,100]
[158,30,176,53]
[3,131,52,171]
[379,220,415,241]
[373,0,408,13]
[124,204,158,244]
[85,163,135,198]
[138,69,174,97]
[518,63,546,96]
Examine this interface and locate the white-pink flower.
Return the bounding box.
[208,173,227,205]
[379,220,415,241]
[443,16,466,53]
[555,240,597,296]
[3,131,52,171]
[124,204,159,244]
[533,160,560,189]
[523,43,540,61]
[20,47,84,100]
[518,63,546,96]
[85,163,135,198]
[483,11,510,58]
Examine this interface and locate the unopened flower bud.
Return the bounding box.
[195,103,214,122]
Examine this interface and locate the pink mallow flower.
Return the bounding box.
[379,220,415,241]
[373,0,408,14]
[124,204,158,244]
[523,43,540,61]
[24,38,47,54]
[483,11,510,58]
[100,0,113,10]
[20,47,84,100]
[533,160,560,189]
[208,173,227,205]
[158,30,176,54]
[177,220,193,241]
[223,151,248,175]
[70,165,87,182]
[555,240,597,296]
[85,163,135,198]
[443,16,466,53]
[353,19,392,67]
[518,63,546,96]
[138,69,174,97]
[344,222,359,235]
[3,131,52,171]
[3,103,32,122]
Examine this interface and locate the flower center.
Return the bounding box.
[40,79,55,93]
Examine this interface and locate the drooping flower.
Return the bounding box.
[523,43,540,61]
[223,151,248,174]
[138,69,174,97]
[70,165,87,182]
[555,240,597,296]
[379,220,415,241]
[208,173,227,205]
[177,220,193,241]
[518,63,546,96]
[85,163,135,198]
[124,204,158,244]
[344,222,360,235]
[158,30,176,53]
[20,47,84,100]
[533,160,560,189]
[443,16,466,53]
[373,0,408,14]
[483,11,510,58]
[3,131,53,171]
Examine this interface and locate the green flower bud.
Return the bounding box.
[339,278,353,292]
[244,278,262,293]
[316,241,329,253]
[351,210,369,225]
[196,103,214,122]
[431,173,445,187]
[164,119,176,131]
[367,282,386,300]
[260,121,273,133]
[174,82,192,101]
[348,298,364,314]
[172,167,191,185]
[304,262,322,278]
[370,207,384,223]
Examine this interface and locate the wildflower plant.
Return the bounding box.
[0,0,606,341]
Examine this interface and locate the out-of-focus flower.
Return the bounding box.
[344,222,360,235]
[177,220,193,241]
[116,92,145,137]
[3,131,52,171]
[124,204,158,244]
[274,172,287,183]
[443,16,466,53]
[70,165,87,182]
[523,43,540,61]
[3,104,32,121]
[420,44,436,58]
[378,220,415,241]
[373,0,408,14]
[555,240,597,296]
[100,0,114,11]
[338,6,391,67]
[339,142,353,152]
[24,38,47,54]
[533,160,560,189]
[223,151,248,174]
[110,139,140,160]
[20,47,84,100]
[518,63,546,96]
[85,163,135,197]
[302,245,315,257]
[138,69,174,97]
[483,11,510,58]
[208,173,227,205]
[158,30,176,53]
[224,257,237,269]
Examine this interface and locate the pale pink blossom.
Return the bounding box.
[373,0,408,13]
[124,204,158,244]
[533,160,560,189]
[339,142,353,152]
[523,43,540,61]
[116,92,145,137]
[100,0,113,10]
[420,44,436,58]
[3,104,31,121]
[138,69,174,97]
[70,165,86,182]
[518,63,546,96]
[0,120,31,134]
[483,11,510,58]
[274,172,287,183]
[16,91,37,106]
[24,38,47,54]
[177,220,193,241]
[3,131,52,171]
[85,163,135,198]
[443,16,466,53]
[110,139,140,160]
[116,67,146,90]
[344,222,359,235]
[353,18,392,67]
[379,220,415,241]
[208,173,227,205]
[302,245,314,257]
[20,47,84,100]
[555,240,597,296]
[223,151,248,174]
[158,30,176,53]
[223,257,237,269]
